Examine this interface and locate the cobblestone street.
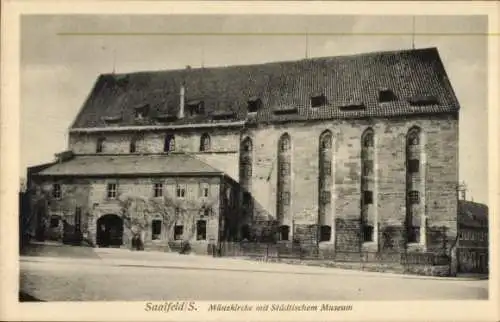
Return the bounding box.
[20,247,488,301]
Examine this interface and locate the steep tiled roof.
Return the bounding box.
[71,47,460,129]
[458,200,488,228]
[33,154,223,177]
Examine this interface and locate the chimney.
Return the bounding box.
[178,84,185,119]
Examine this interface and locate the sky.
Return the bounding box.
[20,14,488,204]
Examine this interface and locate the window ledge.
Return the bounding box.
[406,243,426,252]
[361,241,378,251]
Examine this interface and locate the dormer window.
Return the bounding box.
[186,100,204,116]
[339,102,365,111]
[378,89,397,103]
[408,95,439,106]
[134,104,150,119]
[311,94,327,108]
[248,97,262,113]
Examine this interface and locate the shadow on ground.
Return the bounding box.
[20,243,100,259]
[19,291,44,302]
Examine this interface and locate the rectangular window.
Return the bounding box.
[311,95,327,108]
[152,219,162,240]
[107,183,117,199]
[408,191,420,204]
[199,183,209,198]
[75,207,81,232]
[408,226,420,243]
[50,215,60,228]
[174,225,184,240]
[363,225,374,242]
[248,98,261,113]
[242,192,252,207]
[196,220,207,240]
[52,184,62,199]
[363,190,373,205]
[319,225,332,242]
[176,184,186,199]
[153,183,163,198]
[408,159,420,173]
[279,225,290,241]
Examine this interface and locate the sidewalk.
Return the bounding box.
[21,246,488,282]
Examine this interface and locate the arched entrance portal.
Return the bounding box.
[96,214,123,247]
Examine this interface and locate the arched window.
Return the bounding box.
[406,127,422,244]
[363,132,374,147]
[361,128,375,243]
[277,133,292,226]
[200,133,211,152]
[96,137,105,153]
[164,135,175,152]
[130,136,138,153]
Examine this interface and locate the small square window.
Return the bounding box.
[408,159,420,173]
[174,225,184,240]
[248,98,262,113]
[176,184,186,199]
[154,183,163,198]
[311,95,327,108]
[196,220,207,240]
[408,191,420,204]
[107,183,117,199]
[152,219,162,240]
[52,184,62,199]
[363,190,373,205]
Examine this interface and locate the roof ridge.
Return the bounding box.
[102,47,439,78]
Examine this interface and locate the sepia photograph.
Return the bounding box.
[1,2,499,321]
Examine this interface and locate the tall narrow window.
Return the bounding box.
[406,127,422,244]
[96,137,105,153]
[176,184,186,199]
[318,130,333,243]
[277,133,291,225]
[239,137,253,218]
[75,207,81,232]
[107,183,117,199]
[164,135,175,152]
[152,220,162,240]
[279,225,290,241]
[52,183,62,199]
[200,133,211,152]
[196,220,207,240]
[130,136,138,153]
[153,183,163,198]
[361,128,375,243]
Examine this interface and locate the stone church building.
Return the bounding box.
[27,47,460,257]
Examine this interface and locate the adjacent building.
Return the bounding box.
[27,47,461,260]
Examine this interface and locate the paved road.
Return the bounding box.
[20,249,488,301]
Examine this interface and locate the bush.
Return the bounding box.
[179,241,191,254]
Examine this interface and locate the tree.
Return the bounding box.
[117,191,219,250]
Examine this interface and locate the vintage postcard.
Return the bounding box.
[1,1,499,321]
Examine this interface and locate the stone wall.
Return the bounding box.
[30,175,224,249]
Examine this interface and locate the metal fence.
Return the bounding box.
[217,241,450,266]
